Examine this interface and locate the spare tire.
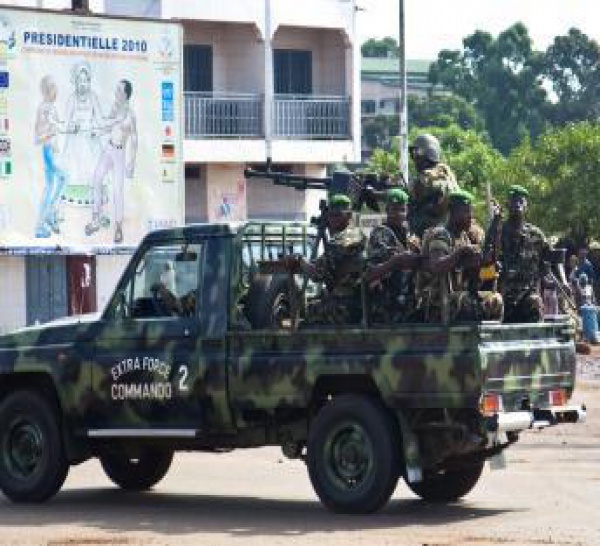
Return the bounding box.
[245,274,298,329]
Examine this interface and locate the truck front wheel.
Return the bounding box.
[307,395,399,514]
[0,391,69,502]
[405,461,484,502]
[100,447,173,491]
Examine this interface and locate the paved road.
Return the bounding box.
[1,387,598,546]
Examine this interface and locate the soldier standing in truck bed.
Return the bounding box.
[420,189,503,323]
[288,194,366,325]
[496,185,553,323]
[365,188,422,323]
[409,133,459,237]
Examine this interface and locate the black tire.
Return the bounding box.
[0,391,68,503]
[307,395,399,514]
[100,447,173,491]
[404,461,484,503]
[246,274,295,329]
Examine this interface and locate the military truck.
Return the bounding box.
[0,221,586,513]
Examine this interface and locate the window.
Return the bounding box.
[117,243,204,319]
[184,45,213,93]
[361,100,376,114]
[274,49,312,95]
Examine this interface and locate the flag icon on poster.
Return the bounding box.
[0,137,10,156]
[0,159,12,177]
[161,143,175,159]
[161,162,176,183]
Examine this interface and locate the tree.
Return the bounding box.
[538,28,600,125]
[429,23,549,154]
[361,37,399,58]
[498,122,600,246]
[366,124,504,201]
[408,94,484,132]
[363,115,398,151]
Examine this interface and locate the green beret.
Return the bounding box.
[329,193,352,211]
[508,184,529,199]
[448,189,475,207]
[386,188,409,205]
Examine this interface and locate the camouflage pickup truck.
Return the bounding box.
[0,222,586,513]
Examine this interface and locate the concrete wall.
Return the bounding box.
[185,164,208,224]
[273,27,347,96]
[0,257,26,334]
[183,22,264,94]
[205,164,247,223]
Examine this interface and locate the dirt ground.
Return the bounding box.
[0,380,598,546]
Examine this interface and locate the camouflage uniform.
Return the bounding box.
[306,225,366,325]
[410,163,459,236]
[367,223,420,323]
[420,225,503,323]
[498,222,550,323]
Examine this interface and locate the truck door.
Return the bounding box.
[87,237,228,435]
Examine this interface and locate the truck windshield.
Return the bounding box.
[116,242,204,319]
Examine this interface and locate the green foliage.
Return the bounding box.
[538,28,600,125]
[410,125,504,195]
[408,94,484,132]
[429,23,548,154]
[363,115,398,151]
[361,37,399,58]
[428,24,600,155]
[497,122,600,245]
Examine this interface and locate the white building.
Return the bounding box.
[0,0,360,333]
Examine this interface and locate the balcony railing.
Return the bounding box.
[184,92,351,140]
[185,92,264,138]
[273,95,351,140]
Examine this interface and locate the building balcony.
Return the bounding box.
[184,92,264,139]
[184,92,351,140]
[273,95,351,140]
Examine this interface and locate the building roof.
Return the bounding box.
[361,57,432,76]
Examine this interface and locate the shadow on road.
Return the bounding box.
[0,489,522,538]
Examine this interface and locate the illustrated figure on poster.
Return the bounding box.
[34,75,68,238]
[62,61,103,202]
[85,79,138,244]
[219,196,232,219]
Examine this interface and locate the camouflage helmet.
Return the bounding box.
[409,133,441,163]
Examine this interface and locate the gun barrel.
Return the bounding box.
[244,168,330,190]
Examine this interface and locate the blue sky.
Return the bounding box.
[356,0,600,59]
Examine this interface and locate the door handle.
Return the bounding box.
[202,339,224,349]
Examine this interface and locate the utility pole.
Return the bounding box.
[398,0,409,183]
[264,0,273,163]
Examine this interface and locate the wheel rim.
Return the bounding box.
[324,421,374,491]
[3,418,44,480]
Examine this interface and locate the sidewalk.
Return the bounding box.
[577,344,600,384]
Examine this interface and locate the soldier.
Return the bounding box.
[287,194,366,325]
[366,188,422,323]
[409,133,459,236]
[496,185,553,323]
[420,189,503,323]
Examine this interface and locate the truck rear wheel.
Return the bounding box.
[100,447,173,491]
[307,395,399,514]
[405,461,484,502]
[0,391,68,502]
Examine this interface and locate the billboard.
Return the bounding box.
[0,7,183,249]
